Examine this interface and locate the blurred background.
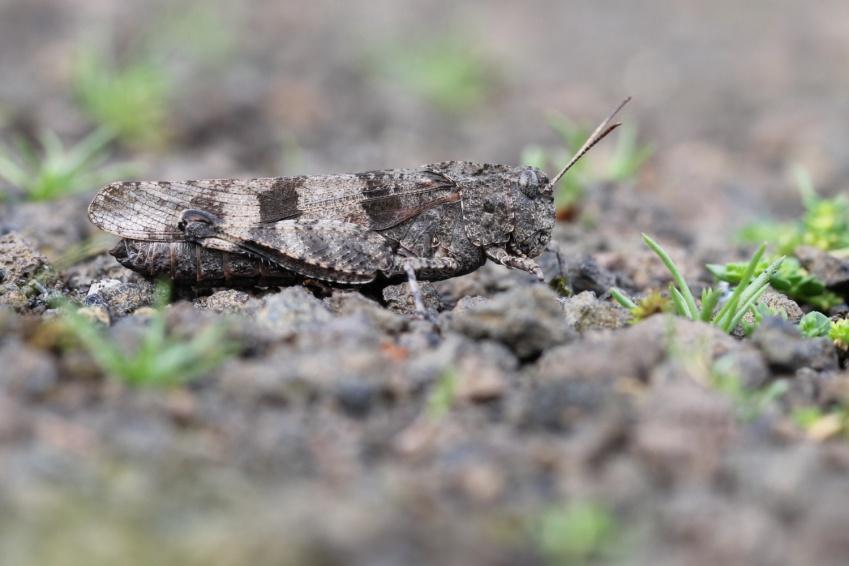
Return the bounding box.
[2,0,849,238]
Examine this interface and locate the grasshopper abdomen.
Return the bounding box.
[111,240,298,287]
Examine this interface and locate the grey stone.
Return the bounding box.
[0,233,55,310]
[760,290,805,323]
[561,254,618,296]
[537,315,740,384]
[382,281,441,316]
[751,316,839,372]
[561,291,630,332]
[326,291,406,334]
[334,380,376,418]
[713,349,771,389]
[0,341,58,399]
[441,286,576,360]
[85,278,155,318]
[796,246,849,292]
[255,286,333,339]
[0,233,51,286]
[194,289,258,314]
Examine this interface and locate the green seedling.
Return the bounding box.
[60,283,237,387]
[73,49,172,149]
[829,319,849,351]
[0,129,134,201]
[739,165,849,254]
[533,501,619,565]
[375,36,495,113]
[612,236,783,333]
[707,256,841,312]
[522,120,652,215]
[426,368,458,419]
[799,311,831,338]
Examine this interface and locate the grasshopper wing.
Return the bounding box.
[88,170,459,241]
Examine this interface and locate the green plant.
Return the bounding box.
[707,256,841,311]
[829,319,849,351]
[0,129,134,201]
[426,368,458,419]
[522,121,652,214]
[612,236,783,333]
[533,501,619,565]
[73,49,172,148]
[60,283,237,386]
[375,36,495,113]
[799,311,831,338]
[739,165,849,254]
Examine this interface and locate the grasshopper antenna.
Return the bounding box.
[545,97,631,193]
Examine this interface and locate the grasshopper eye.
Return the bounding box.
[518,169,540,198]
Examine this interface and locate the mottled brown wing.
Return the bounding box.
[209,219,396,284]
[88,169,458,241]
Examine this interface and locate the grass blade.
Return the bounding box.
[642,233,698,318]
[610,288,637,310]
[669,286,690,318]
[712,243,767,326]
[699,288,721,322]
[719,257,783,332]
[724,285,770,334]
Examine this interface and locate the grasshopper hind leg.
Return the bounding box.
[402,262,432,321]
[391,255,462,322]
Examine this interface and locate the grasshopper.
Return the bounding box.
[89,99,628,291]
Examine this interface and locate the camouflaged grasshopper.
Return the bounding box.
[88,100,627,289]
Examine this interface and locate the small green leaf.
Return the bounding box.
[799,312,831,338]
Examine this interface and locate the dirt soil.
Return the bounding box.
[3,1,849,565]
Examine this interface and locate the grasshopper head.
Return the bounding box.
[505,166,554,258]
[453,162,554,259]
